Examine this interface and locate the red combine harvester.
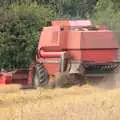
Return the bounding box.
[0,20,119,88]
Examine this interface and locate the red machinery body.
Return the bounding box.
[36,20,119,75]
[0,20,119,87]
[0,69,29,85]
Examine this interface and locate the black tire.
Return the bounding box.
[56,72,85,88]
[69,73,85,86]
[32,63,49,88]
[56,73,71,88]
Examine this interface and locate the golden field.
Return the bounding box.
[0,83,120,120]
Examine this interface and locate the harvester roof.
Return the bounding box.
[52,20,92,28]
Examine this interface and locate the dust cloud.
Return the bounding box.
[87,71,120,90]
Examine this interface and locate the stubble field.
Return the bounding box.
[0,83,120,120]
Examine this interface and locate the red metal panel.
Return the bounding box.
[39,27,61,51]
[39,27,67,51]
[52,20,70,27]
[0,75,6,84]
[12,70,28,85]
[44,63,59,75]
[81,31,118,49]
[40,50,65,58]
[66,31,118,50]
[68,50,82,60]
[67,31,81,49]
[81,49,118,62]
[0,73,12,85]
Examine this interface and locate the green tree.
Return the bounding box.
[31,0,98,18]
[93,0,120,30]
[0,3,55,69]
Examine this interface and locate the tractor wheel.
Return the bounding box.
[56,72,71,88]
[33,63,49,88]
[55,73,85,88]
[69,73,86,86]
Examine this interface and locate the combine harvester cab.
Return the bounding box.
[30,19,120,88]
